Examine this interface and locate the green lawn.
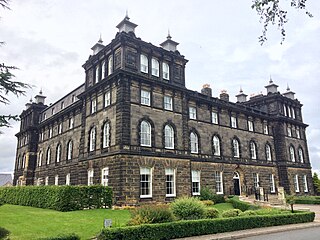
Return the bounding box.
[0,204,130,240]
[211,202,234,212]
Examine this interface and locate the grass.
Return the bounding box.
[0,204,130,240]
[211,202,234,212]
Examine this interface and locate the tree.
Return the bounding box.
[252,0,313,44]
[0,0,30,132]
[313,173,320,195]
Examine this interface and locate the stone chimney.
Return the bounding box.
[201,84,212,97]
[283,84,295,100]
[265,77,278,94]
[220,90,229,101]
[160,31,179,52]
[236,87,247,103]
[34,89,46,105]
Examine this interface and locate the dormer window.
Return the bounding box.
[151,58,159,77]
[140,54,148,73]
[162,62,169,80]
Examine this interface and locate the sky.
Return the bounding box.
[0,0,319,175]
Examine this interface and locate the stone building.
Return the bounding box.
[13,16,314,204]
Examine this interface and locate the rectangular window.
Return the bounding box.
[231,116,237,128]
[58,123,62,134]
[303,175,308,193]
[51,107,55,115]
[269,174,275,193]
[45,176,49,186]
[91,99,97,114]
[164,95,173,111]
[248,120,254,131]
[296,128,300,139]
[292,107,296,119]
[212,112,218,124]
[54,175,59,186]
[101,167,109,186]
[253,173,259,189]
[287,127,292,137]
[104,91,111,107]
[294,175,300,192]
[165,168,176,197]
[140,167,152,198]
[264,125,269,134]
[189,106,197,120]
[66,173,70,186]
[88,169,94,186]
[141,90,151,106]
[192,170,200,195]
[49,128,53,138]
[61,101,64,110]
[69,117,74,129]
[283,105,287,116]
[214,171,223,194]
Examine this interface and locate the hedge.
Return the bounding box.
[289,196,320,205]
[227,196,259,211]
[0,185,112,211]
[37,234,80,240]
[97,212,315,240]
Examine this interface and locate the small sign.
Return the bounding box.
[104,219,112,228]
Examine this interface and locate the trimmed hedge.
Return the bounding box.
[227,196,259,211]
[289,196,320,205]
[37,234,80,240]
[97,212,315,240]
[0,185,112,211]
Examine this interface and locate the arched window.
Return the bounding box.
[162,62,170,80]
[265,144,272,161]
[22,154,26,169]
[298,148,304,163]
[46,148,51,165]
[213,136,220,156]
[232,139,240,158]
[95,65,99,83]
[108,55,113,76]
[250,141,257,160]
[56,144,61,163]
[38,151,43,167]
[140,54,148,73]
[140,121,151,147]
[151,58,159,77]
[103,122,110,148]
[89,127,96,152]
[101,61,106,78]
[67,140,73,160]
[289,146,295,162]
[164,125,174,149]
[190,132,199,154]
[16,155,21,169]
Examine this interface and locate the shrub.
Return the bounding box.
[171,197,206,220]
[0,185,112,211]
[97,212,315,240]
[239,210,258,217]
[127,204,174,225]
[221,209,242,218]
[287,195,320,205]
[200,187,225,203]
[201,200,214,206]
[228,196,259,211]
[37,233,80,240]
[205,208,220,219]
[0,227,9,240]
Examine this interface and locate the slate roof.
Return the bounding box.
[0,174,13,186]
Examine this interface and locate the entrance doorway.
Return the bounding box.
[233,172,241,195]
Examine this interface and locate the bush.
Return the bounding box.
[205,208,220,219]
[127,204,174,225]
[37,233,80,240]
[0,227,9,240]
[287,196,320,205]
[97,212,315,240]
[228,196,259,211]
[201,200,214,206]
[200,187,225,203]
[221,209,242,218]
[171,197,206,220]
[239,210,258,217]
[0,185,112,211]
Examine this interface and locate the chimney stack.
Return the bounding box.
[283,84,295,100]
[236,87,247,103]
[265,77,278,94]
[220,90,229,101]
[201,84,212,97]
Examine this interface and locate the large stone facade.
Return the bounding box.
[13,16,314,204]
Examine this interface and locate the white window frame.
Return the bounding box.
[190,132,199,154]
[284,105,287,116]
[49,127,53,138]
[140,167,152,198]
[45,176,49,186]
[38,151,43,167]
[164,125,174,149]
[54,175,59,186]
[46,148,51,165]
[88,169,94,186]
[58,123,62,134]
[56,144,61,163]
[67,140,73,160]
[104,91,111,107]
[101,167,109,186]
[192,170,200,195]
[212,112,218,124]
[253,173,259,189]
[95,65,99,82]
[289,146,295,162]
[140,121,151,147]
[69,117,74,129]
[66,173,70,186]
[303,175,308,193]
[292,107,296,119]
[248,120,254,132]
[231,116,237,128]
[101,61,106,78]
[264,124,269,134]
[296,128,300,139]
[294,174,300,193]
[266,144,272,161]
[287,126,292,137]
[250,142,257,160]
[151,58,159,77]
[89,128,96,152]
[140,54,148,73]
[164,95,173,111]
[233,139,240,158]
[165,168,176,197]
[189,106,197,120]
[91,98,97,114]
[214,171,224,194]
[298,148,304,163]
[103,122,110,148]
[269,174,275,193]
[108,56,113,76]
[141,90,151,106]
[36,178,41,186]
[213,136,220,156]
[162,62,170,80]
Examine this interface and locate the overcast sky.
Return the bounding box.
[0,0,319,175]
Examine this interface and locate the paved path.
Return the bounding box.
[295,204,320,220]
